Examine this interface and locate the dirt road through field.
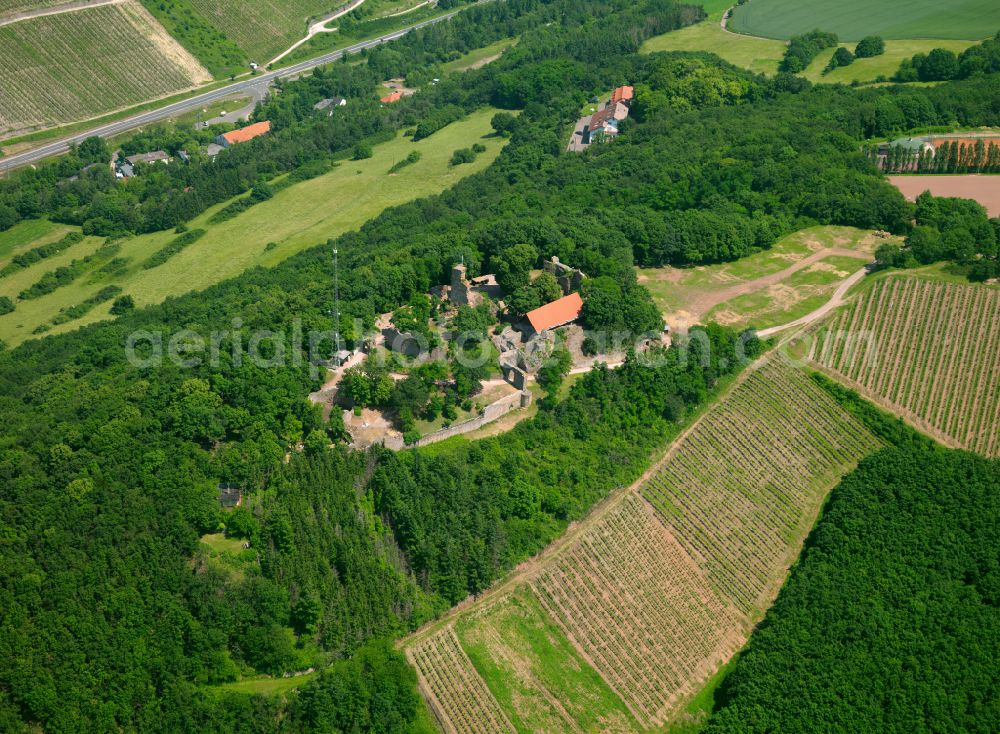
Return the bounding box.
[0,0,122,26]
[758,265,871,337]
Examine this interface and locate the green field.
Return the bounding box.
[186,0,337,61]
[642,2,985,83]
[440,37,518,76]
[803,39,975,83]
[456,589,641,732]
[0,219,73,264]
[0,3,210,137]
[641,9,785,75]
[0,109,506,345]
[728,0,999,41]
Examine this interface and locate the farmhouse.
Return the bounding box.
[380,91,404,104]
[215,120,271,148]
[570,85,633,149]
[525,292,584,335]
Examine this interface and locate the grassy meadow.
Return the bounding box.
[440,37,518,76]
[728,0,1000,41]
[0,109,506,345]
[637,226,878,330]
[642,2,985,84]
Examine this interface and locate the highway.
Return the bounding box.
[0,8,462,173]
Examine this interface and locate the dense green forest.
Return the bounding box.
[704,438,1000,733]
[4,0,1000,730]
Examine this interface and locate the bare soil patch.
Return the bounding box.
[889,174,1000,216]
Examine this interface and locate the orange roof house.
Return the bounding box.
[216,121,271,148]
[611,85,634,104]
[380,91,403,104]
[526,292,584,333]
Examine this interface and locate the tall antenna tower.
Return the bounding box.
[332,245,341,357]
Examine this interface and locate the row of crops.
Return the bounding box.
[531,494,743,727]
[186,0,337,61]
[404,360,880,733]
[641,361,882,614]
[815,277,1000,457]
[406,626,515,734]
[0,0,68,19]
[0,2,208,136]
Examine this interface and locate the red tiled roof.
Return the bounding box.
[611,85,634,103]
[380,91,403,103]
[526,292,583,333]
[221,121,271,145]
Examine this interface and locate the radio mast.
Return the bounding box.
[332,245,341,357]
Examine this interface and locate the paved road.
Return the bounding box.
[0,6,465,173]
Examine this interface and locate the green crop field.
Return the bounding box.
[729,0,1000,41]
[0,1,67,18]
[186,0,347,61]
[0,109,506,345]
[814,276,1000,457]
[0,2,210,137]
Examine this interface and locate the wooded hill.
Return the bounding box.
[2,0,1000,730]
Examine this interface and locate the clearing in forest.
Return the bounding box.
[0,0,210,136]
[813,276,1000,457]
[637,226,878,332]
[403,359,879,731]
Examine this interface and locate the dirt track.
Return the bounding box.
[682,247,870,324]
[0,0,123,26]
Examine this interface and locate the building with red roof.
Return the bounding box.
[380,91,404,104]
[216,121,271,148]
[611,85,634,104]
[526,292,584,334]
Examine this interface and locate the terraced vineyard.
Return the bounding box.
[641,361,882,613]
[405,626,514,734]
[0,1,210,136]
[814,277,1000,457]
[531,494,744,727]
[404,360,879,732]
